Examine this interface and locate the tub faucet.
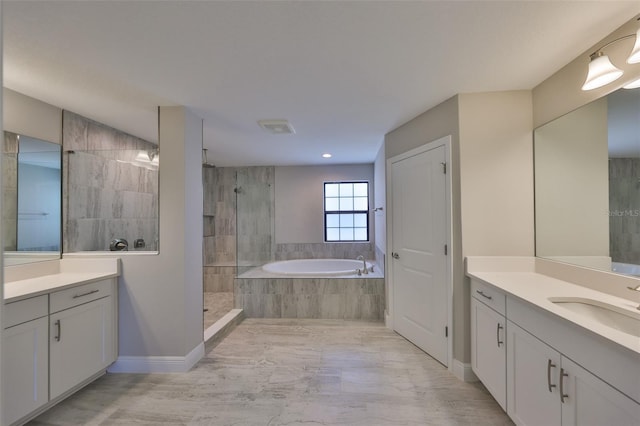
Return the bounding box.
[356,255,368,274]
[627,284,640,310]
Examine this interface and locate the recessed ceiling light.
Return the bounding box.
[257,119,295,135]
[322,153,332,158]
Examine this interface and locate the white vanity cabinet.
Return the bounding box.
[2,296,49,426]
[507,320,639,426]
[470,280,507,410]
[49,279,116,399]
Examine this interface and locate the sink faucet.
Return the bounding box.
[356,255,368,274]
[627,285,640,310]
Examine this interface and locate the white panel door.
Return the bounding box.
[391,144,448,365]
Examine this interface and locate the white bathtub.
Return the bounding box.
[262,258,373,277]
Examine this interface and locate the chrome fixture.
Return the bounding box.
[582,19,640,91]
[356,255,368,274]
[109,238,128,251]
[202,148,215,168]
[372,207,384,212]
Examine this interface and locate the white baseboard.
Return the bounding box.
[108,342,204,374]
[452,359,478,382]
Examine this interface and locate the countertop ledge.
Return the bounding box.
[466,269,640,355]
[4,258,121,303]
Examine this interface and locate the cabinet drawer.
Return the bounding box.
[50,279,113,313]
[4,295,48,329]
[471,279,506,315]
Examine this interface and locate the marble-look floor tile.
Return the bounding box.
[29,319,513,426]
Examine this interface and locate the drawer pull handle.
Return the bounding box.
[54,319,61,342]
[547,359,557,392]
[496,323,504,347]
[476,290,493,300]
[560,368,569,403]
[73,289,100,299]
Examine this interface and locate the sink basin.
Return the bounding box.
[548,297,640,338]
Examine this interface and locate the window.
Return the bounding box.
[324,181,369,242]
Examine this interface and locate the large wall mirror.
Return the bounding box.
[534,87,640,277]
[3,131,62,265]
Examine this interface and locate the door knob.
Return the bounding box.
[392,252,400,259]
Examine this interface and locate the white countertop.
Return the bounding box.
[4,258,120,303]
[5,271,119,303]
[467,269,640,355]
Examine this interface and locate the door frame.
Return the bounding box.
[386,135,453,370]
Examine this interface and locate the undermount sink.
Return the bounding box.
[548,297,640,338]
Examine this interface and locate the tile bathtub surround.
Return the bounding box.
[609,158,640,264]
[63,111,158,252]
[275,242,375,261]
[235,277,385,320]
[29,319,512,426]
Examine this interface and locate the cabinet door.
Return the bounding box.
[506,320,561,426]
[560,356,640,426]
[2,317,49,426]
[471,298,506,410]
[50,296,114,400]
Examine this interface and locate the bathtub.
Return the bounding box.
[236,258,384,320]
[262,258,373,276]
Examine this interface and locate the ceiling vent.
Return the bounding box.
[257,119,295,135]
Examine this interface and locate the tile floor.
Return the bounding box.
[29,319,513,426]
[204,292,234,329]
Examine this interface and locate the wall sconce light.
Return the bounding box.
[582,25,640,91]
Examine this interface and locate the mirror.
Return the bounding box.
[534,88,640,277]
[3,131,62,265]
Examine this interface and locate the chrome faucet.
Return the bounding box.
[356,255,368,274]
[627,285,640,310]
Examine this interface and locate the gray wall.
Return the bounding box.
[373,144,386,270]
[3,88,62,145]
[533,14,640,128]
[65,106,204,360]
[385,91,534,366]
[274,164,375,260]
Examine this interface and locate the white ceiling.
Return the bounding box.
[3,1,639,166]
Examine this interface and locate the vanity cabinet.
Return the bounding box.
[2,296,49,426]
[49,280,115,399]
[507,320,639,426]
[3,271,118,426]
[470,280,506,410]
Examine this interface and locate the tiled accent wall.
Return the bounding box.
[609,158,640,264]
[2,132,18,250]
[63,111,159,252]
[275,242,375,261]
[235,277,384,320]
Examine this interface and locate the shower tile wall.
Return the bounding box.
[609,158,640,264]
[203,167,237,294]
[203,166,275,293]
[63,111,159,252]
[275,242,375,261]
[2,132,18,250]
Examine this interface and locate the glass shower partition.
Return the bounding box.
[235,167,275,275]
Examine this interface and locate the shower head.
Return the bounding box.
[202,148,216,168]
